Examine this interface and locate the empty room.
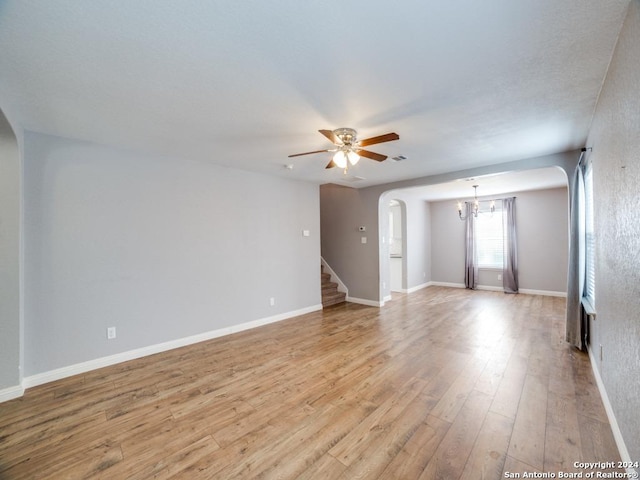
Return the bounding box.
[1,1,638,479]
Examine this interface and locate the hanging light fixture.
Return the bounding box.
[332,148,360,170]
[457,185,495,220]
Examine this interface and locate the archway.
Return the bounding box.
[378,194,408,304]
[0,106,23,399]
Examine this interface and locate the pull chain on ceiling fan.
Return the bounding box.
[288,128,399,172]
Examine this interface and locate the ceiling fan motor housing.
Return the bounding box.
[334,127,357,146]
[287,127,398,165]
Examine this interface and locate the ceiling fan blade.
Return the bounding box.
[288,149,332,158]
[319,129,340,145]
[356,149,387,162]
[357,132,399,147]
[325,160,337,169]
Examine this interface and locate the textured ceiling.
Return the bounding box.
[0,0,630,189]
[395,166,570,201]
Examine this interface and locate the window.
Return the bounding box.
[584,163,595,306]
[475,205,505,269]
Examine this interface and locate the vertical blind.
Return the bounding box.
[584,163,595,305]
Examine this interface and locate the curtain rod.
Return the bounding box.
[579,147,592,167]
[463,196,516,202]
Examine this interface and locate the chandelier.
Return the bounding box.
[457,185,496,220]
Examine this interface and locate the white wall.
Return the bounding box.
[320,152,578,303]
[430,196,465,285]
[585,0,640,462]
[23,132,321,378]
[516,188,569,293]
[320,184,380,302]
[319,184,433,304]
[0,109,21,393]
[430,187,568,293]
[377,191,431,299]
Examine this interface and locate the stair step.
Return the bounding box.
[322,282,339,293]
[320,264,346,308]
[322,291,346,307]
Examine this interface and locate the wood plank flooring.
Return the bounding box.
[0,287,623,479]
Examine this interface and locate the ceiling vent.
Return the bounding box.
[342,175,365,183]
[391,155,407,162]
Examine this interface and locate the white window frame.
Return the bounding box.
[475,204,505,270]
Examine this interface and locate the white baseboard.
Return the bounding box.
[428,282,566,297]
[20,304,322,392]
[587,347,636,476]
[429,281,466,289]
[407,281,432,294]
[519,288,567,297]
[347,296,383,307]
[0,384,24,403]
[477,285,505,292]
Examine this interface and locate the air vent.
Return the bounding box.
[342,175,365,183]
[391,155,407,162]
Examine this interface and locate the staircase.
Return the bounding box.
[321,265,346,308]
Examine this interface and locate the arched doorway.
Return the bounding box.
[388,199,406,293]
[0,106,23,398]
[379,194,407,303]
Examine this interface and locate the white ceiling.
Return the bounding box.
[0,1,630,190]
[392,166,569,202]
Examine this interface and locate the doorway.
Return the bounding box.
[388,199,405,293]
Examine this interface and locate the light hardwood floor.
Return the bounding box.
[0,287,623,479]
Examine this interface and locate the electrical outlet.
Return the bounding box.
[497,274,502,280]
[269,297,275,307]
[107,327,116,340]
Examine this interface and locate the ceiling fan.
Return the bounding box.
[288,128,400,171]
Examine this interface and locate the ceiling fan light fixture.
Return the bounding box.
[333,151,348,168]
[288,127,399,169]
[347,150,360,165]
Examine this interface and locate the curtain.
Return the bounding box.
[464,202,478,289]
[502,197,518,293]
[566,165,586,350]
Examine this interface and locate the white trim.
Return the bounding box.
[320,257,348,294]
[390,289,407,294]
[581,296,597,318]
[428,282,566,297]
[476,285,504,292]
[0,384,24,403]
[429,281,465,289]
[383,294,393,302]
[406,281,432,294]
[519,288,566,297]
[389,282,431,297]
[587,347,637,476]
[21,304,322,391]
[347,296,383,307]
